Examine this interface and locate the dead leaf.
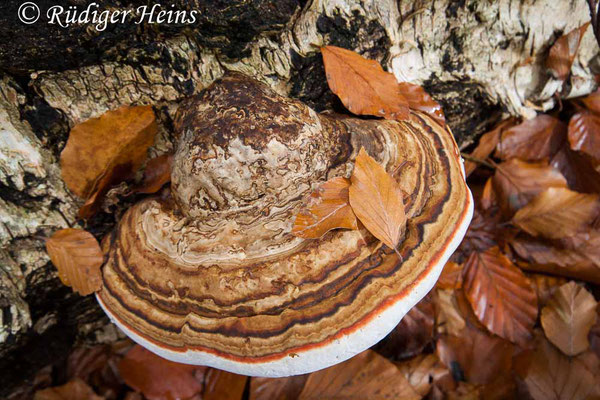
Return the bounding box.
[458,210,499,256]
[541,282,598,356]
[493,159,567,217]
[465,118,516,177]
[249,376,308,400]
[292,177,358,239]
[118,345,203,400]
[436,326,513,385]
[33,378,104,400]
[550,145,600,193]
[527,273,568,307]
[434,289,467,336]
[546,22,590,81]
[521,336,596,400]
[513,187,599,239]
[133,154,173,194]
[436,261,463,290]
[462,247,538,345]
[299,350,420,400]
[349,148,406,251]
[495,115,566,161]
[396,354,453,396]
[321,46,410,121]
[480,177,497,211]
[203,368,248,400]
[45,228,103,296]
[397,82,445,126]
[60,105,157,217]
[568,111,600,161]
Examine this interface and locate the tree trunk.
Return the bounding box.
[0,0,597,396]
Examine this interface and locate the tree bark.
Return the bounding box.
[0,0,597,396]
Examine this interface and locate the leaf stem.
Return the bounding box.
[461,153,496,170]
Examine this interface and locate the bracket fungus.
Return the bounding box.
[97,72,473,377]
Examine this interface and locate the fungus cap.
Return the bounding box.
[97,73,473,377]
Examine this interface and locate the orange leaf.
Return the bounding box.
[568,111,600,161]
[33,378,103,400]
[397,82,445,126]
[465,118,516,176]
[546,22,590,81]
[203,368,248,400]
[436,261,463,290]
[321,46,410,121]
[462,247,538,346]
[118,345,203,400]
[134,154,173,194]
[541,282,598,356]
[495,115,566,161]
[45,228,103,296]
[348,148,406,250]
[249,376,308,400]
[580,88,600,114]
[60,105,157,216]
[493,159,567,217]
[291,177,358,239]
[298,350,420,400]
[513,187,599,239]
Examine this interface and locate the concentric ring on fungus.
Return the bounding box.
[97,72,474,377]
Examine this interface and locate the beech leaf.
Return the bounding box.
[292,177,358,239]
[512,187,599,239]
[568,111,600,161]
[45,228,103,296]
[134,154,173,194]
[33,378,103,400]
[465,118,515,177]
[397,82,446,126]
[250,376,308,400]
[396,354,452,396]
[541,282,598,356]
[321,46,410,121]
[462,247,538,345]
[495,115,566,161]
[436,261,463,290]
[349,148,407,251]
[550,145,600,193]
[546,22,590,81]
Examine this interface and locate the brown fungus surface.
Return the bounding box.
[97,73,473,377]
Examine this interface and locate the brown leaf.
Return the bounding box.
[321,46,410,121]
[568,111,600,161]
[45,228,103,296]
[299,350,420,400]
[249,376,308,400]
[527,273,568,307]
[375,293,434,359]
[480,177,497,211]
[34,378,104,400]
[397,82,445,126]
[546,22,590,81]
[436,327,513,385]
[541,282,598,356]
[133,154,173,194]
[396,354,452,396]
[118,345,203,400]
[203,368,247,400]
[464,118,516,177]
[462,247,538,345]
[60,105,157,216]
[349,148,406,250]
[580,88,600,114]
[458,210,499,256]
[292,177,358,239]
[550,145,600,193]
[495,115,566,161]
[493,159,567,217]
[434,289,467,336]
[436,261,463,290]
[522,336,596,400]
[513,187,599,239]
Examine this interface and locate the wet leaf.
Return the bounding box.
[397,82,445,126]
[396,354,452,396]
[568,111,600,161]
[33,378,104,400]
[118,345,203,400]
[203,368,247,400]
[292,177,358,239]
[45,228,103,296]
[513,187,599,239]
[60,105,157,217]
[462,247,538,345]
[580,88,600,114]
[495,115,566,161]
[541,282,598,356]
[550,146,600,193]
[464,118,516,177]
[299,350,420,400]
[133,154,173,194]
[349,148,406,250]
[546,22,590,81]
[250,376,308,400]
[321,46,410,121]
[493,159,567,217]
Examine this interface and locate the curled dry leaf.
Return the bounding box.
[291,177,358,239]
[550,145,600,193]
[45,228,103,296]
[33,378,103,400]
[464,118,516,177]
[495,115,566,161]
[133,154,173,194]
[249,376,308,400]
[397,82,445,127]
[60,105,157,217]
[541,282,598,356]
[321,46,410,121]
[349,148,407,251]
[546,22,590,81]
[462,247,538,346]
[568,111,600,161]
[396,354,453,396]
[513,187,599,239]
[298,350,420,400]
[493,159,567,218]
